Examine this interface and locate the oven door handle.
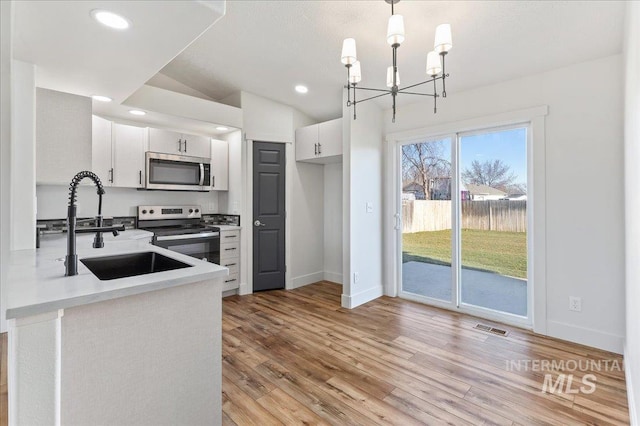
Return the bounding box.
[199,163,205,186]
[155,231,219,242]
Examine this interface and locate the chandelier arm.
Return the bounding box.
[354,87,394,93]
[353,91,392,104]
[346,67,351,106]
[397,76,441,92]
[433,78,437,113]
[442,54,447,98]
[395,91,437,97]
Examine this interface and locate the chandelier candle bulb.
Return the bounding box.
[434,23,453,53]
[386,66,400,88]
[341,38,357,65]
[426,51,442,76]
[386,15,405,46]
[349,61,362,84]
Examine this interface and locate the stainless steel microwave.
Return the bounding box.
[145,152,212,191]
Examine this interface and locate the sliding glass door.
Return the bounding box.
[401,137,454,303]
[399,125,530,323]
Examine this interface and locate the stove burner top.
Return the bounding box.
[140,225,219,237]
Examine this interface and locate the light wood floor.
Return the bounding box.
[221,281,629,425]
[0,282,630,425]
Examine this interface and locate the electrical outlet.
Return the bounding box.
[569,296,582,312]
[354,272,359,283]
[208,202,216,212]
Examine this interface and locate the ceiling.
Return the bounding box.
[13,1,225,104]
[159,0,626,122]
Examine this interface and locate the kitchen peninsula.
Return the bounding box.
[5,231,228,425]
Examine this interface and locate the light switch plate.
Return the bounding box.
[366,202,373,213]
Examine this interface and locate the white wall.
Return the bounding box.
[343,100,384,308]
[10,60,36,252]
[623,1,640,422]
[242,91,294,143]
[36,185,220,219]
[324,162,343,284]
[237,92,325,293]
[385,54,625,353]
[1,0,13,333]
[289,110,324,288]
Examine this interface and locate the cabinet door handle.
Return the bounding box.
[318,143,322,155]
[212,176,215,188]
[139,170,142,185]
[314,143,318,155]
[178,139,182,152]
[184,139,187,153]
[224,235,235,238]
[109,168,114,183]
[225,247,237,251]
[225,263,237,267]
[225,278,237,283]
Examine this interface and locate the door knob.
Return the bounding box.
[254,220,266,227]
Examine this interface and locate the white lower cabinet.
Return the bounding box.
[219,229,240,292]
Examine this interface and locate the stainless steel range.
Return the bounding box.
[137,205,220,264]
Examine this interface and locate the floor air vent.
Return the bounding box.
[474,323,508,336]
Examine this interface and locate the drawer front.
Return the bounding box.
[222,273,239,291]
[220,241,240,259]
[220,259,239,275]
[220,231,240,243]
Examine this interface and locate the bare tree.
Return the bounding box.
[402,141,450,199]
[461,159,517,191]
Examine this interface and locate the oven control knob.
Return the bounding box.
[149,209,155,214]
[189,209,193,213]
[142,210,147,214]
[195,209,200,213]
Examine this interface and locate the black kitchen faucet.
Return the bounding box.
[65,171,125,276]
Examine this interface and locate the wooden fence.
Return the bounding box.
[402,200,527,233]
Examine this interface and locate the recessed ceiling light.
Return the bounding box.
[216,126,229,131]
[129,110,146,116]
[91,95,112,102]
[91,9,130,30]
[295,85,308,94]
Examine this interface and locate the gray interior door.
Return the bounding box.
[253,142,286,291]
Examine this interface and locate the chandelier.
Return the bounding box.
[340,0,453,122]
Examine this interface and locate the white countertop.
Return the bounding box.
[215,225,242,231]
[7,230,229,320]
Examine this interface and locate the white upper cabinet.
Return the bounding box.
[148,128,211,158]
[210,139,229,191]
[91,117,145,189]
[295,125,318,161]
[113,124,145,188]
[92,115,113,186]
[295,118,342,164]
[318,118,342,159]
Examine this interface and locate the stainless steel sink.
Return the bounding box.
[80,251,192,280]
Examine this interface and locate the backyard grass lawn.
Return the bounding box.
[403,229,527,279]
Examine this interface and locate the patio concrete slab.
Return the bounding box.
[402,261,527,316]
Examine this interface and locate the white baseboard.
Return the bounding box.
[625,345,639,426]
[324,271,343,284]
[238,282,250,296]
[341,285,383,309]
[289,271,324,290]
[546,320,624,354]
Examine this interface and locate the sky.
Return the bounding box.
[460,127,527,186]
[425,127,527,186]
